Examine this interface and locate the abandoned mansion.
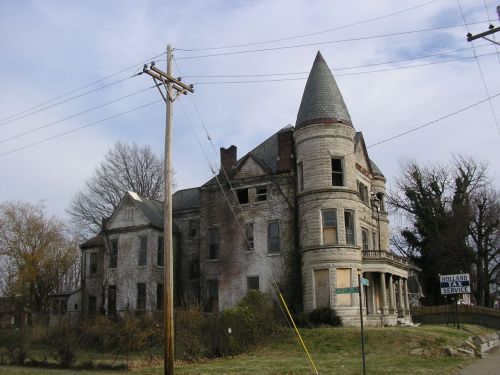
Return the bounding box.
[77,52,418,326]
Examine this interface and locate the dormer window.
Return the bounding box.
[256,186,268,202]
[331,158,344,186]
[237,188,249,204]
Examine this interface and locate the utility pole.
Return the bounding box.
[142,44,194,375]
[466,5,500,45]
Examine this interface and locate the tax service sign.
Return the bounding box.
[439,273,470,294]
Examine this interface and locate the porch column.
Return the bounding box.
[380,272,387,314]
[403,278,410,315]
[388,274,395,313]
[397,277,404,315]
[368,273,376,315]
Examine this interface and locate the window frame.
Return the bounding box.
[344,210,355,245]
[322,209,338,245]
[357,181,369,204]
[157,235,164,266]
[208,228,219,260]
[138,235,148,266]
[298,161,304,192]
[109,239,118,269]
[89,252,98,275]
[245,223,254,251]
[137,283,146,311]
[331,157,344,187]
[256,186,268,202]
[247,276,260,291]
[236,188,249,204]
[361,227,369,250]
[267,221,280,254]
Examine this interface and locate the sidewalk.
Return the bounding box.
[455,347,500,375]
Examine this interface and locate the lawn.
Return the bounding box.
[0,325,490,375]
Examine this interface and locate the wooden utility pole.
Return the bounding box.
[142,44,194,375]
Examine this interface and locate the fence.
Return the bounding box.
[412,305,500,329]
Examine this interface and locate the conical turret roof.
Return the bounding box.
[296,51,352,129]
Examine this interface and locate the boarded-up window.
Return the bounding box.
[322,209,338,245]
[336,268,352,306]
[314,269,330,308]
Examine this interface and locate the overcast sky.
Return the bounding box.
[0,0,499,229]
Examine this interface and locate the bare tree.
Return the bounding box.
[68,142,164,235]
[469,187,500,306]
[0,201,78,317]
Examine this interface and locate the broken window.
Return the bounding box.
[89,252,98,275]
[237,188,249,204]
[376,192,385,211]
[358,181,369,204]
[256,186,268,201]
[208,228,219,260]
[267,222,280,254]
[322,209,338,245]
[331,158,344,186]
[109,239,118,269]
[298,162,304,192]
[207,279,219,313]
[247,276,260,291]
[138,236,147,266]
[156,283,164,310]
[108,285,117,316]
[344,210,355,245]
[157,236,164,266]
[361,228,369,250]
[245,223,254,250]
[137,283,146,310]
[189,260,200,280]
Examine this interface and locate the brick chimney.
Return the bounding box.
[220,145,237,176]
[277,127,294,173]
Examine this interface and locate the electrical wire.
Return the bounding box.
[0,74,140,128]
[175,0,441,51]
[0,100,162,158]
[0,51,165,125]
[0,85,158,144]
[456,0,500,136]
[189,51,498,85]
[174,20,490,60]
[179,44,491,78]
[481,0,500,64]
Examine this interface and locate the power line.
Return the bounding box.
[179,44,492,78]
[456,0,500,136]
[175,20,490,60]
[175,0,441,51]
[0,100,162,158]
[0,85,157,144]
[365,91,500,150]
[0,74,140,128]
[481,0,500,64]
[0,51,165,125]
[189,51,498,85]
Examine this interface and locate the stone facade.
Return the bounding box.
[79,52,415,326]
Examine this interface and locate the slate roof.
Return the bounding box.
[80,234,104,249]
[203,125,293,186]
[370,159,384,178]
[296,51,352,129]
[172,188,201,211]
[128,192,164,228]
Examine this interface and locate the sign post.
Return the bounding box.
[358,275,367,375]
[439,274,470,329]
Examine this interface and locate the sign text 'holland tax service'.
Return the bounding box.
[440,274,470,295]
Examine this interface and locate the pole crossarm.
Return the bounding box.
[467,26,500,42]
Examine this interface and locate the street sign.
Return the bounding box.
[361,277,369,287]
[336,287,359,294]
[440,274,470,294]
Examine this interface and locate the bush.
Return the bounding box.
[44,325,77,367]
[1,328,29,365]
[307,307,342,327]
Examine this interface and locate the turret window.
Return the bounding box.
[322,209,338,245]
[298,162,304,192]
[344,210,355,245]
[331,158,344,186]
[358,181,369,204]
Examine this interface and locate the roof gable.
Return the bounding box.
[233,154,270,179]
